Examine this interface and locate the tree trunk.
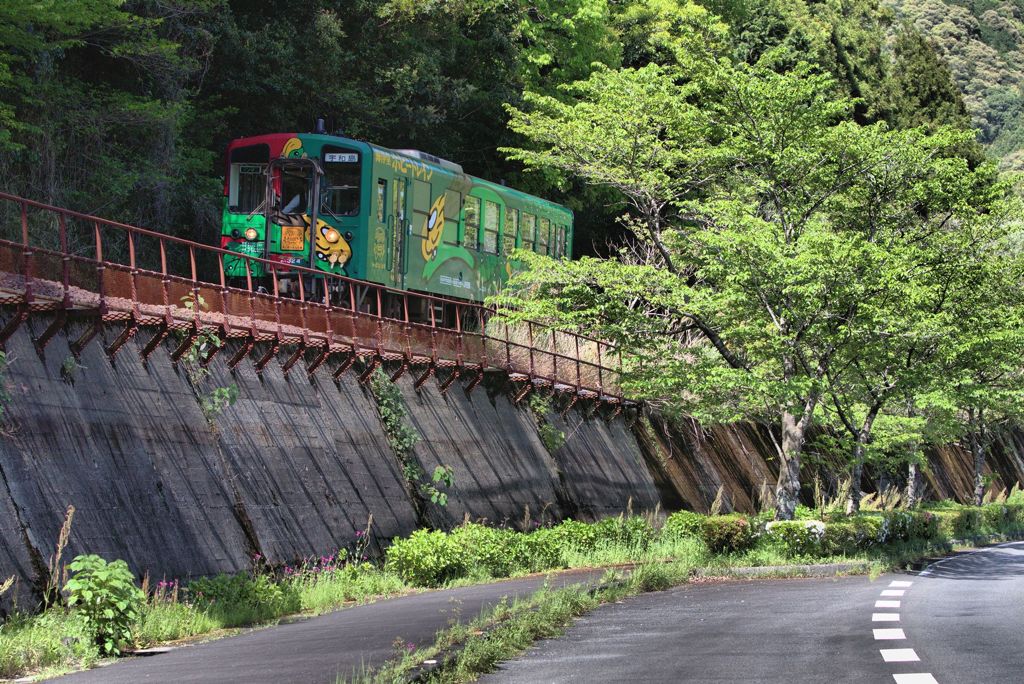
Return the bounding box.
[775,399,817,520]
[906,461,921,509]
[968,408,987,507]
[845,408,879,515]
[971,430,986,507]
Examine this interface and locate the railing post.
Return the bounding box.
[57,214,70,308]
[129,232,141,318]
[21,200,33,304]
[575,335,582,392]
[94,222,107,315]
[527,321,535,377]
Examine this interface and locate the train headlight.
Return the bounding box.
[325,228,341,244]
[244,228,259,241]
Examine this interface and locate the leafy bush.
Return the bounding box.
[450,524,522,578]
[765,521,825,557]
[880,511,914,543]
[933,508,982,538]
[982,503,1008,531]
[385,529,467,586]
[851,515,884,547]
[700,515,755,554]
[592,516,655,550]
[662,510,704,541]
[821,521,859,555]
[188,572,297,624]
[1005,504,1024,530]
[63,555,144,655]
[793,504,818,520]
[552,519,599,553]
[521,528,565,572]
[908,511,939,540]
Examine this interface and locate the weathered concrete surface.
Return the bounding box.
[0,316,252,611]
[202,344,418,558]
[633,416,780,514]
[547,406,662,520]
[397,371,570,528]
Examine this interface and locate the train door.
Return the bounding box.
[388,174,411,290]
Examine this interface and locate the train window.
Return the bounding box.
[280,168,310,214]
[444,190,461,245]
[321,147,360,216]
[463,196,480,250]
[376,179,386,222]
[484,200,500,254]
[504,208,519,255]
[228,144,269,213]
[538,218,550,255]
[522,213,536,251]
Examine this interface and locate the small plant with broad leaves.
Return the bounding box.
[64,554,144,655]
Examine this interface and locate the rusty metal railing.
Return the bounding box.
[0,192,623,404]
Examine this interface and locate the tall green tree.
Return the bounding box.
[501,54,1005,518]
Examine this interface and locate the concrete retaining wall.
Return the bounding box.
[2,310,1023,614]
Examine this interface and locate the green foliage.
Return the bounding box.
[662,510,705,540]
[699,515,755,554]
[527,393,565,453]
[521,527,566,571]
[63,555,144,655]
[385,530,468,587]
[449,523,522,578]
[369,368,420,459]
[368,368,454,509]
[764,520,825,557]
[188,572,298,626]
[551,518,600,552]
[592,515,656,550]
[0,608,100,678]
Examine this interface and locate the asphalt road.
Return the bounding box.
[483,542,1024,684]
[48,567,612,684]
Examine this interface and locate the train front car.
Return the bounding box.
[220,131,574,309]
[221,133,368,294]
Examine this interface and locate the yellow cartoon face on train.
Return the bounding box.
[421,194,445,261]
[309,217,351,270]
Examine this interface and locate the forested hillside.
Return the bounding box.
[889,0,1024,169]
[0,0,991,251]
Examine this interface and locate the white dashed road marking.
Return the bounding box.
[892,674,939,684]
[873,613,901,622]
[881,589,906,597]
[873,628,906,640]
[880,648,920,663]
[889,580,914,588]
[875,600,901,608]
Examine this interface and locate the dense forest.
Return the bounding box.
[0,0,1011,251]
[892,0,1024,169]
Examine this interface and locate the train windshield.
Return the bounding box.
[228,144,269,213]
[320,146,361,217]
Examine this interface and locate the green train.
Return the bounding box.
[220,126,573,305]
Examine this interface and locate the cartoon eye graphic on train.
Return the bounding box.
[281,137,305,159]
[421,194,446,262]
[305,217,352,270]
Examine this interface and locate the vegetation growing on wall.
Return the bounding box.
[367,368,453,514]
[527,393,566,453]
[176,294,238,422]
